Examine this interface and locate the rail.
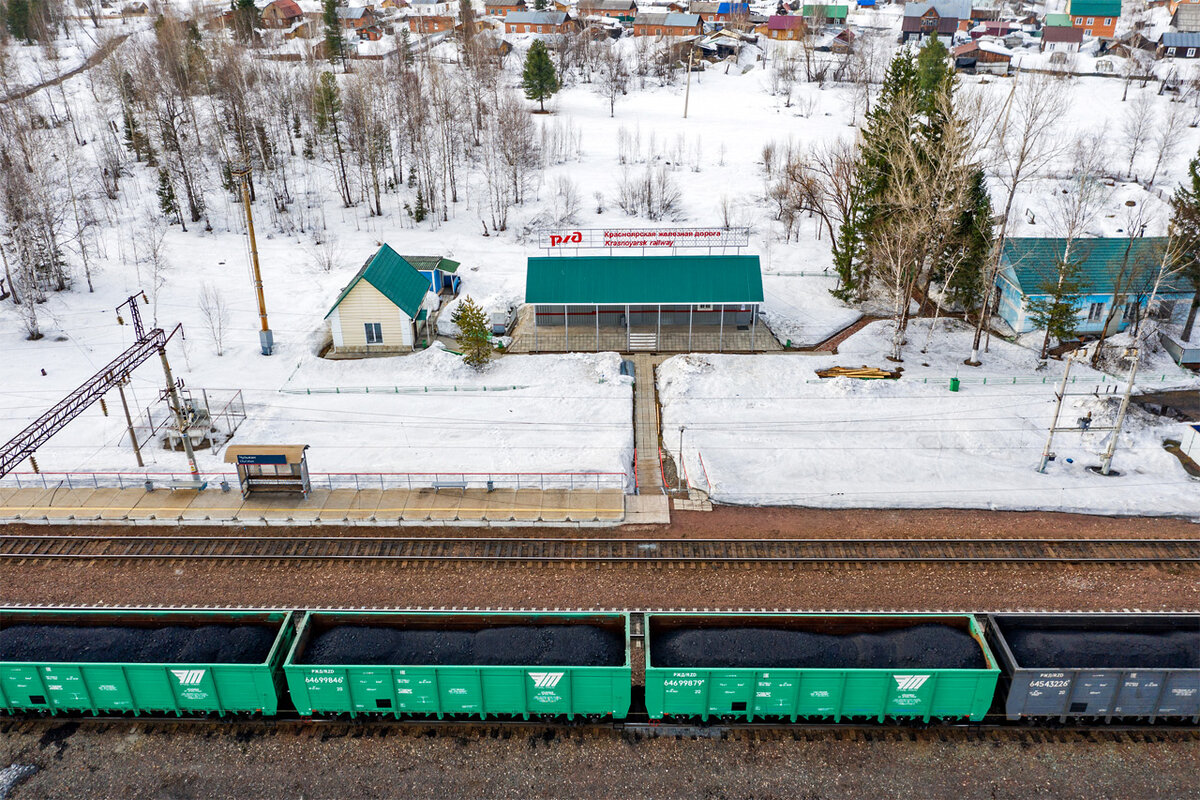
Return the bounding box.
[0,536,1196,564]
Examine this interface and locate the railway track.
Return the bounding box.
[0,535,1198,563]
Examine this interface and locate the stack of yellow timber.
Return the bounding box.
[814,366,901,380]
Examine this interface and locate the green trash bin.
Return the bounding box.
[949,377,960,392]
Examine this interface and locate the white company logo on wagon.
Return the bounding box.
[171,669,207,686]
[894,675,930,691]
[529,672,565,689]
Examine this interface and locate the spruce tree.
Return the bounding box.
[1028,256,1086,359]
[7,0,31,42]
[938,168,993,309]
[157,168,186,231]
[232,0,258,41]
[412,187,427,222]
[451,296,493,369]
[521,40,560,112]
[1169,150,1200,341]
[323,0,345,67]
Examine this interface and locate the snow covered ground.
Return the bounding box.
[2,20,1199,513]
[659,319,1200,517]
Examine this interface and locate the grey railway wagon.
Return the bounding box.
[986,614,1200,722]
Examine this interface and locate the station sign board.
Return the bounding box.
[236,454,288,465]
[538,227,750,252]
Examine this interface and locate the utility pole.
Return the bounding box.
[160,348,199,478]
[116,379,144,468]
[1037,352,1076,473]
[1098,348,1139,476]
[230,163,274,356]
[683,48,694,119]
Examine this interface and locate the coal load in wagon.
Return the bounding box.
[0,624,279,664]
[1001,627,1200,670]
[300,624,624,667]
[652,624,986,669]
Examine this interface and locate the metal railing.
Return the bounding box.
[0,470,630,492]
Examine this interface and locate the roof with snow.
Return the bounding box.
[902,0,972,19]
[1161,31,1200,47]
[1000,238,1193,296]
[635,11,701,24]
[1067,0,1120,17]
[525,255,764,305]
[803,3,848,17]
[506,10,568,22]
[336,6,371,18]
[326,245,432,319]
[579,0,637,9]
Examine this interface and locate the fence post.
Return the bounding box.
[379,474,385,490]
[66,474,73,489]
[354,473,359,490]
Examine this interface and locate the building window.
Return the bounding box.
[1086,16,1094,23]
[364,322,384,344]
[1074,16,1082,23]
[1190,48,1197,57]
[1169,46,1177,55]
[1087,302,1106,322]
[1085,28,1092,34]
[1103,16,1111,24]
[1122,301,1139,321]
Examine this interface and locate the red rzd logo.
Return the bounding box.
[548,232,583,247]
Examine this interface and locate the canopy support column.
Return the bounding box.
[689,304,694,351]
[719,304,725,352]
[657,304,662,349]
[595,305,600,352]
[564,303,569,352]
[625,304,630,352]
[751,305,757,352]
[534,306,539,352]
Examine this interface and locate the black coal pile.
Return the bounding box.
[300,624,624,667]
[0,624,279,664]
[1001,627,1200,669]
[651,624,986,669]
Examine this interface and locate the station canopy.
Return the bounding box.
[525,255,764,306]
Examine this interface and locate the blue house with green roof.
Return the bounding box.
[324,245,435,354]
[994,237,1195,336]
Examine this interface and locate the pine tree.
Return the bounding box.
[534,0,548,9]
[521,40,560,112]
[314,71,353,207]
[232,0,258,41]
[7,0,32,42]
[157,168,186,231]
[915,34,955,146]
[398,27,414,66]
[938,168,993,309]
[412,187,428,222]
[1027,256,1086,359]
[1169,150,1200,341]
[323,0,346,67]
[451,296,493,369]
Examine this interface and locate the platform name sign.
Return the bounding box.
[539,227,750,252]
[236,454,287,465]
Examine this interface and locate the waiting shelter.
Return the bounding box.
[519,254,769,353]
[224,444,312,500]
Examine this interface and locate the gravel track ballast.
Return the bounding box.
[651,623,987,669]
[300,625,625,667]
[0,624,279,664]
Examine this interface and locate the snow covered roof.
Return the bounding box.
[1001,238,1193,296]
[507,10,568,22]
[903,0,972,19]
[326,245,432,319]
[525,255,764,305]
[336,6,371,18]
[636,10,701,23]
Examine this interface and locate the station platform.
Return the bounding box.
[0,486,640,527]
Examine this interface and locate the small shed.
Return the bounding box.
[223,445,312,499]
[403,255,462,296]
[325,244,434,355]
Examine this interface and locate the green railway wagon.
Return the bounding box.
[645,613,1000,722]
[0,608,295,716]
[283,611,631,719]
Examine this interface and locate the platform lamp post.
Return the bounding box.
[230,162,274,356]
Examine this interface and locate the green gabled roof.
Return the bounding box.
[325,244,431,319]
[803,3,848,18]
[1001,237,1194,296]
[525,255,763,305]
[402,255,460,274]
[1067,0,1120,17]
[1043,12,1071,25]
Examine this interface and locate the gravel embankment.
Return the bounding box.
[0,721,1196,800]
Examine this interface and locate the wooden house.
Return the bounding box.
[952,39,1011,72]
[262,0,303,28]
[336,6,377,30]
[801,3,847,25]
[1160,31,1200,55]
[410,14,456,31]
[1041,21,1083,51]
[633,10,702,34]
[503,10,573,32]
[1067,0,1120,38]
[325,245,436,355]
[485,0,526,15]
[764,13,805,38]
[900,0,972,42]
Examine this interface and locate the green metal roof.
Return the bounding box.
[1043,12,1071,25]
[1001,237,1194,296]
[1067,0,1120,17]
[403,255,460,274]
[803,3,848,17]
[325,244,431,319]
[525,255,764,305]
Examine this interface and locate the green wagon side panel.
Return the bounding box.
[645,614,999,722]
[0,609,295,716]
[283,611,632,719]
